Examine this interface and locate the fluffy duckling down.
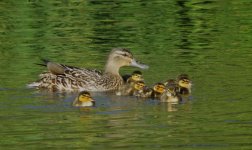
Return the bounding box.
[73,91,95,107]
[160,85,181,103]
[151,82,166,99]
[177,74,192,95]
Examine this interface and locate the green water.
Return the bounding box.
[1,0,252,149]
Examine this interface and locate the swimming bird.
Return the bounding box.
[135,86,153,98]
[177,74,192,95]
[164,79,177,87]
[122,70,143,84]
[73,91,95,107]
[160,85,181,103]
[28,48,149,92]
[151,82,166,99]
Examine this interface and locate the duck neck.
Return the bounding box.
[104,61,121,76]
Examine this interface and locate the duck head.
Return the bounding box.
[105,48,149,75]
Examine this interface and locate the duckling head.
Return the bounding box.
[105,48,149,75]
[131,70,143,82]
[73,91,95,107]
[164,79,177,87]
[178,78,192,89]
[153,83,166,94]
[134,81,145,91]
[177,74,192,89]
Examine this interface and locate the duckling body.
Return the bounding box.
[73,91,95,107]
[28,48,148,92]
[160,85,181,103]
[135,86,153,98]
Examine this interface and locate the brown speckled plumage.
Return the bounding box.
[28,48,148,92]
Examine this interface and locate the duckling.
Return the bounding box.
[160,85,181,103]
[164,79,177,87]
[117,70,144,95]
[73,91,95,107]
[135,86,154,98]
[120,80,145,96]
[122,70,143,84]
[177,74,192,94]
[28,48,149,92]
[151,82,166,99]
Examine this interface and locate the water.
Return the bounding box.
[1,0,252,149]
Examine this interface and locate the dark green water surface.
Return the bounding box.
[1,0,252,149]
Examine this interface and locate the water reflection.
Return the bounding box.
[175,0,218,60]
[1,0,252,149]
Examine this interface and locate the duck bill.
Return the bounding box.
[130,59,149,69]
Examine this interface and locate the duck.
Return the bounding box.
[160,85,181,103]
[135,86,154,98]
[28,48,149,92]
[122,70,143,84]
[177,74,192,95]
[164,79,177,87]
[151,82,166,99]
[118,70,144,95]
[131,81,146,96]
[72,91,95,107]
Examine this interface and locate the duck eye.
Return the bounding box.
[122,53,128,57]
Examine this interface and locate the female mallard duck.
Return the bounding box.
[151,82,166,99]
[177,74,192,95]
[28,48,149,92]
[73,91,95,107]
[160,85,181,103]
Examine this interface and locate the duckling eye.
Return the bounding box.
[82,94,91,98]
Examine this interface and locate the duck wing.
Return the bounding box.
[37,59,87,75]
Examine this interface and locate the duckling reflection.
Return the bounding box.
[73,91,95,107]
[152,83,166,99]
[160,102,178,112]
[177,74,192,95]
